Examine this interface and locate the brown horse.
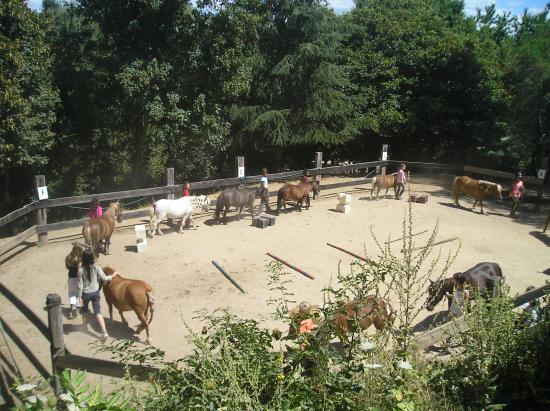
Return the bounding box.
[82,202,123,256]
[102,267,155,344]
[276,181,320,214]
[452,176,502,214]
[371,175,396,200]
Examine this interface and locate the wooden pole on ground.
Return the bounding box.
[386,230,428,244]
[211,261,245,293]
[410,237,459,252]
[326,243,370,264]
[34,175,47,246]
[166,168,175,200]
[46,293,65,395]
[267,253,315,280]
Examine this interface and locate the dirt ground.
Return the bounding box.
[1,173,549,383]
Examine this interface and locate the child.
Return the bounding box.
[520,286,539,327]
[446,273,469,318]
[301,169,310,184]
[182,182,191,197]
[88,198,103,219]
[78,249,113,340]
[510,172,524,218]
[65,243,84,319]
[395,163,407,200]
[259,168,272,212]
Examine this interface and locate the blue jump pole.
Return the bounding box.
[211,260,245,293]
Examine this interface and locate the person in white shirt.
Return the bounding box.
[446,272,469,318]
[259,168,272,211]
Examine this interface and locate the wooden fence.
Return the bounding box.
[1,155,547,258]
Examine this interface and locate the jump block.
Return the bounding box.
[260,214,276,226]
[336,204,351,214]
[137,241,148,253]
[338,193,352,205]
[253,217,269,229]
[410,194,428,204]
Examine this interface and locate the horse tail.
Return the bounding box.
[371,176,377,195]
[452,176,460,193]
[146,290,155,324]
[215,193,224,219]
[277,188,284,211]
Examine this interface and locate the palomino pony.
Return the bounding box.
[214,188,258,224]
[371,175,396,200]
[277,181,320,214]
[102,267,155,344]
[452,176,502,214]
[424,262,503,312]
[82,202,123,256]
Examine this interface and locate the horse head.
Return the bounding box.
[114,201,124,223]
[311,181,320,197]
[201,196,211,212]
[424,278,451,311]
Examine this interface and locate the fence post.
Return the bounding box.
[380,144,388,175]
[315,152,323,183]
[46,293,65,395]
[34,175,47,246]
[166,168,175,200]
[235,156,245,184]
[536,157,548,211]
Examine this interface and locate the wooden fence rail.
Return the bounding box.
[0,202,37,229]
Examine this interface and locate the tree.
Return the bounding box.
[0,0,58,210]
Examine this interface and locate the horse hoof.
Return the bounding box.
[145,338,152,345]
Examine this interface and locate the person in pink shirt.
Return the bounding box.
[181,182,191,197]
[395,163,407,200]
[88,198,103,219]
[510,172,525,218]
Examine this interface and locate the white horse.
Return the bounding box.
[149,195,210,237]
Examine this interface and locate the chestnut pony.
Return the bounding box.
[82,202,123,256]
[452,176,502,214]
[276,181,320,214]
[371,175,396,200]
[102,267,155,344]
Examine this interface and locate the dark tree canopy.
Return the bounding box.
[0,0,548,213]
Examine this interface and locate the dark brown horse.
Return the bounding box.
[276,181,320,214]
[424,262,503,311]
[82,202,123,256]
[452,176,502,214]
[214,188,258,224]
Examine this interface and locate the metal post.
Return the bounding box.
[46,293,65,395]
[536,157,548,212]
[315,152,323,183]
[380,144,388,175]
[166,168,175,200]
[34,175,47,246]
[235,156,245,183]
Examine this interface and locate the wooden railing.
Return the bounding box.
[0,158,546,258]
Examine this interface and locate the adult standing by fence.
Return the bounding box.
[78,249,112,340]
[260,168,273,212]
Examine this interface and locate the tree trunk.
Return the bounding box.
[132,115,148,188]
